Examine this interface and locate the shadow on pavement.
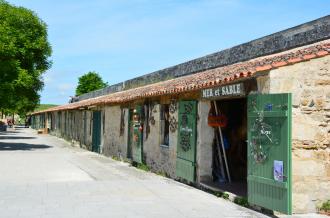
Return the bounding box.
[0,136,36,140]
[0,131,21,135]
[0,142,51,151]
[13,126,29,129]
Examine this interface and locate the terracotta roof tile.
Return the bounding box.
[303,54,317,60]
[288,57,303,64]
[271,61,287,68]
[32,39,330,115]
[316,50,328,57]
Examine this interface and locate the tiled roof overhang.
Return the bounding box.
[31,39,330,115]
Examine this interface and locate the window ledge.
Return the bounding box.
[160,144,169,148]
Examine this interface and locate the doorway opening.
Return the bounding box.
[205,98,247,197]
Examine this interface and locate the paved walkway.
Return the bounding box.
[0,128,316,218]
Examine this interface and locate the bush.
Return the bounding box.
[320,200,330,211]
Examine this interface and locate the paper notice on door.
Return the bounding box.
[274,160,284,182]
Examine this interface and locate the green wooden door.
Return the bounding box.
[247,93,292,214]
[176,100,197,182]
[92,111,102,153]
[132,106,143,163]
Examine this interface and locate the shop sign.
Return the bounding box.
[201,83,245,99]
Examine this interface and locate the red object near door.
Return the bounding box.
[208,115,228,127]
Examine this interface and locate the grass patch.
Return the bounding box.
[156,171,167,177]
[136,163,150,171]
[319,200,330,211]
[234,196,249,207]
[213,191,229,200]
[111,155,121,161]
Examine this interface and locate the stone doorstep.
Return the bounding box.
[198,181,276,215]
[199,181,240,201]
[199,181,329,217]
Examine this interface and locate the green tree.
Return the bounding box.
[0,0,52,116]
[75,71,107,96]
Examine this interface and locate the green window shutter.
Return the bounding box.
[92,111,102,153]
[176,100,197,182]
[247,93,292,215]
[132,105,143,163]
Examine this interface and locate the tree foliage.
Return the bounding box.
[75,71,107,96]
[0,0,52,115]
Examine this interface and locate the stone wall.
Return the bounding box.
[101,106,128,158]
[143,103,178,178]
[82,110,93,150]
[48,110,93,150]
[259,55,330,213]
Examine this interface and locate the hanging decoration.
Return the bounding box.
[180,131,191,151]
[149,116,155,125]
[169,99,177,114]
[134,133,139,142]
[148,102,158,126]
[144,103,150,139]
[178,103,193,151]
[169,116,177,132]
[119,108,125,136]
[249,100,281,164]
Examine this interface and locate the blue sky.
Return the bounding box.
[8,0,330,105]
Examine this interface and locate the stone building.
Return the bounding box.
[30,16,330,214]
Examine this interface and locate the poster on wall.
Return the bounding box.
[274,160,284,182]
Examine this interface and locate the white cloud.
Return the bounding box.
[57,83,75,96]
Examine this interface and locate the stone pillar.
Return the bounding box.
[196,100,214,183]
